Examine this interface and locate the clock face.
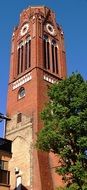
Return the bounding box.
[20,23,29,36]
[46,23,56,36]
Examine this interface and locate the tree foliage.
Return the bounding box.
[36,73,87,189]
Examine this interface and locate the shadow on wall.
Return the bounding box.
[14,184,28,190]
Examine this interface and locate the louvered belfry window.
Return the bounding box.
[43,35,50,70]
[51,40,58,74]
[25,36,31,70]
[17,36,31,75]
[43,35,58,74]
[17,41,24,75]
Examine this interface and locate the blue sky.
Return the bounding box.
[0,0,87,137]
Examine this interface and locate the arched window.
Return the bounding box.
[52,39,56,45]
[55,46,58,74]
[51,39,58,74]
[25,36,31,70]
[18,87,25,99]
[51,42,55,73]
[16,175,22,190]
[18,48,20,75]
[43,35,50,70]
[17,41,24,75]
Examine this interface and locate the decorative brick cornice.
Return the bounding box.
[44,74,58,84]
[13,72,32,90]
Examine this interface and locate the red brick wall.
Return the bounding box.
[6,6,66,190]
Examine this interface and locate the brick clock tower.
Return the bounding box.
[5,6,66,190]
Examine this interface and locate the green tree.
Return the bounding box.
[36,73,87,190]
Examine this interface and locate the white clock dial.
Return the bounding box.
[46,23,56,36]
[20,23,29,36]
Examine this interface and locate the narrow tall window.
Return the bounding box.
[43,35,50,70]
[25,36,31,70]
[55,46,58,74]
[17,113,22,123]
[21,45,23,73]
[25,42,28,70]
[17,48,20,75]
[51,40,58,74]
[43,38,47,69]
[17,42,24,75]
[51,44,55,73]
[47,41,50,69]
[29,40,31,67]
